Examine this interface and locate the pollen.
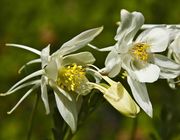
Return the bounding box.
[131,43,150,61]
[56,63,86,92]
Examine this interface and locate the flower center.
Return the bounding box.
[131,43,150,61]
[56,63,86,92]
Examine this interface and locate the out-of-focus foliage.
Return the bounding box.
[0,0,179,140]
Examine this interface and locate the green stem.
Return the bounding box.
[63,127,73,140]
[130,117,138,140]
[27,93,40,140]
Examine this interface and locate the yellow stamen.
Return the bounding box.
[131,43,150,61]
[121,71,128,79]
[56,63,86,92]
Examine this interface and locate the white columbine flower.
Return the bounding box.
[89,9,180,117]
[0,27,103,133]
[168,34,180,63]
[168,33,180,88]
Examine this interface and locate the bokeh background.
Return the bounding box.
[0,0,180,140]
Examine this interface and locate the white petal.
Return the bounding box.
[57,27,103,56]
[159,72,179,79]
[100,49,121,77]
[86,68,102,83]
[153,54,180,79]
[115,9,144,41]
[89,76,140,118]
[8,70,43,92]
[41,76,50,114]
[127,76,153,117]
[54,91,78,133]
[103,82,140,118]
[88,44,114,52]
[75,77,92,96]
[141,24,166,29]
[45,60,58,80]
[169,35,180,63]
[7,84,39,114]
[132,63,160,83]
[167,79,176,89]
[154,54,180,69]
[136,28,169,52]
[115,9,144,52]
[18,59,41,74]
[0,80,41,96]
[62,52,95,66]
[49,80,72,101]
[6,44,41,55]
[170,35,180,53]
[41,44,50,68]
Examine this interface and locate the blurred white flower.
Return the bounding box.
[169,34,180,63]
[168,34,180,88]
[0,27,103,133]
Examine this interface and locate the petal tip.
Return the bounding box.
[145,106,153,118]
[7,111,12,115]
[121,9,128,14]
[45,111,50,115]
[0,93,7,96]
[148,111,153,118]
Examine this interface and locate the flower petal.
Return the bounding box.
[41,44,50,68]
[167,79,176,89]
[18,59,41,74]
[136,28,169,52]
[153,54,180,79]
[62,52,95,66]
[41,76,50,114]
[7,84,39,114]
[88,44,114,52]
[103,83,140,118]
[54,91,78,133]
[115,9,144,52]
[170,35,180,53]
[132,63,160,83]
[100,49,121,77]
[45,60,58,81]
[75,77,92,96]
[86,67,102,83]
[127,76,153,117]
[0,80,40,96]
[56,27,103,56]
[90,76,140,117]
[8,70,43,92]
[6,44,41,55]
[49,80,72,101]
[169,35,180,63]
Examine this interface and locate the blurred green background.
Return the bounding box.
[0,0,180,140]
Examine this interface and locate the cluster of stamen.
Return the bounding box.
[56,63,86,92]
[131,43,150,61]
